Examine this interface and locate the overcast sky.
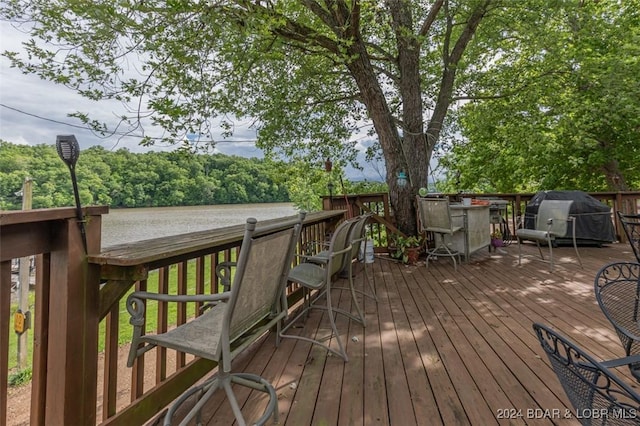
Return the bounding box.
[0,21,386,181]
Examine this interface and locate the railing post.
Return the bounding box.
[0,261,10,426]
[43,214,101,425]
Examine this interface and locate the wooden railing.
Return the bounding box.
[3,190,640,426]
[322,191,640,244]
[1,208,344,426]
[1,207,106,426]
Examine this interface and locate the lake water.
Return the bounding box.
[101,203,297,247]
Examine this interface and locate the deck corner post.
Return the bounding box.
[43,213,101,426]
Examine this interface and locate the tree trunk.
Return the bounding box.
[601,158,628,191]
[307,1,491,236]
[345,40,426,235]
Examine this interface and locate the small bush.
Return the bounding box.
[8,367,32,387]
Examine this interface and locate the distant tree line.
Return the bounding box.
[0,142,293,210]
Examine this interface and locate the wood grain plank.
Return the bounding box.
[149,243,638,426]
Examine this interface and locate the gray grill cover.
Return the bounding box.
[524,190,615,245]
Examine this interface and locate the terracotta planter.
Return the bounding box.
[405,247,421,264]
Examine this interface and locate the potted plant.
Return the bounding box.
[390,234,423,264]
[490,229,504,247]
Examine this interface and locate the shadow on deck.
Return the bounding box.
[166,242,640,425]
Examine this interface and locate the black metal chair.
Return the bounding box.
[617,211,640,262]
[595,261,640,382]
[125,214,305,426]
[533,323,640,425]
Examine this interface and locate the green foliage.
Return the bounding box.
[8,367,32,387]
[0,141,291,209]
[438,1,640,193]
[0,1,501,235]
[389,234,423,264]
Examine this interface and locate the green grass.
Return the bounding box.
[8,252,234,386]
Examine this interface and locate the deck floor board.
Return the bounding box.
[194,242,640,425]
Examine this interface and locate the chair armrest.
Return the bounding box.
[600,354,640,368]
[301,240,330,255]
[124,291,231,367]
[216,262,237,291]
[296,253,329,264]
[127,290,231,306]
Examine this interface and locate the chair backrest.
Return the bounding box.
[327,218,356,277]
[617,211,640,262]
[416,197,454,233]
[595,261,640,356]
[535,200,573,236]
[533,323,640,424]
[348,213,372,261]
[224,213,304,347]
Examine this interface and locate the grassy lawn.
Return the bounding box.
[8,254,231,384]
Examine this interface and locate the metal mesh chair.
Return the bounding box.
[126,214,304,426]
[595,261,640,382]
[617,211,640,262]
[416,197,463,271]
[307,213,377,304]
[516,199,582,271]
[279,218,364,361]
[533,323,640,425]
[344,213,377,302]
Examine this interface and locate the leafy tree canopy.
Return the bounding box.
[4,1,637,233]
[1,0,503,234]
[438,0,640,193]
[0,141,295,209]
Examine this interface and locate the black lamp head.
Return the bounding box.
[56,135,80,167]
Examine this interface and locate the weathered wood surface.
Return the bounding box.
[89,210,344,268]
[185,242,640,425]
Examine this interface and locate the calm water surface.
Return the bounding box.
[101,203,297,247]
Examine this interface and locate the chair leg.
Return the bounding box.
[166,371,278,426]
[326,261,372,322]
[165,374,221,426]
[428,233,458,271]
[279,288,350,361]
[517,237,522,265]
[546,239,554,272]
[572,238,583,268]
[361,260,378,302]
[346,262,366,327]
[324,283,348,361]
[443,234,460,271]
[536,241,545,261]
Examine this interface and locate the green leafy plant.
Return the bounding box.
[490,229,504,247]
[390,234,423,264]
[8,367,32,387]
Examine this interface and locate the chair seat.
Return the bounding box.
[140,305,225,361]
[428,225,463,235]
[515,228,551,240]
[288,262,326,290]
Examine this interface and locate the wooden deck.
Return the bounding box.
[171,242,640,426]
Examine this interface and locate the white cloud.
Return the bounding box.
[0,22,385,180]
